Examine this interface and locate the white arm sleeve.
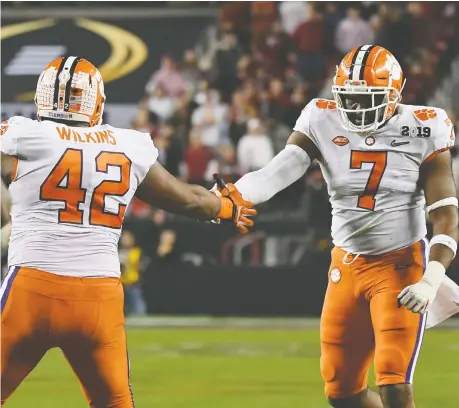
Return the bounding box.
[234,144,311,205]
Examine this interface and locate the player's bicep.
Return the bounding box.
[0,121,18,157]
[1,177,11,226]
[420,150,457,206]
[287,131,321,161]
[420,150,458,241]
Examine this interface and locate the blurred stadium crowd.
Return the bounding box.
[123,1,459,220]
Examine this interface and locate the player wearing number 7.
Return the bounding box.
[0,57,255,407]
[225,45,459,407]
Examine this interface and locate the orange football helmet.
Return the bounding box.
[35,56,105,127]
[332,45,405,134]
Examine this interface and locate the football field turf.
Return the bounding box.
[7,323,459,408]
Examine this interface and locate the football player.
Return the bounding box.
[223,45,459,407]
[0,57,256,407]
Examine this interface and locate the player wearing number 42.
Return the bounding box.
[228,45,459,408]
[0,57,256,407]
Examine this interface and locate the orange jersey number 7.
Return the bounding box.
[350,151,388,211]
[40,148,131,228]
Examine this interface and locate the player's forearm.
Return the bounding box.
[180,184,221,221]
[429,206,459,269]
[1,222,11,251]
[234,144,311,205]
[141,183,221,221]
[1,178,11,226]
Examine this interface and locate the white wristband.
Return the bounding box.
[429,234,457,258]
[426,197,458,213]
[423,261,446,292]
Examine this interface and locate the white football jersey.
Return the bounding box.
[294,99,455,255]
[0,117,158,277]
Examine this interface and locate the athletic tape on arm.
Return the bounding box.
[430,234,457,258]
[234,144,311,205]
[426,197,458,213]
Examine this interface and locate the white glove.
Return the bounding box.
[398,261,446,314]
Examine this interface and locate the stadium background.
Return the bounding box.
[1,1,459,407]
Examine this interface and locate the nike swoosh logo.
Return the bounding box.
[394,264,412,270]
[391,140,410,147]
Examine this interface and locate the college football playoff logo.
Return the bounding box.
[332,136,349,146]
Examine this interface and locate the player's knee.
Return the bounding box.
[328,396,351,407]
[90,392,134,408]
[380,384,414,408]
[327,389,369,407]
[375,347,406,384]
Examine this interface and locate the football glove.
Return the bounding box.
[213,174,257,234]
[398,261,446,314]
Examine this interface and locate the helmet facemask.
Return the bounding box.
[332,80,404,135]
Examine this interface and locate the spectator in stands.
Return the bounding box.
[335,6,374,55]
[406,2,431,49]
[119,230,148,316]
[185,129,214,184]
[145,55,187,99]
[147,84,176,125]
[218,2,251,51]
[191,89,229,148]
[214,31,243,100]
[156,229,178,261]
[323,3,342,55]
[258,21,293,77]
[130,107,153,134]
[284,65,303,92]
[302,164,332,230]
[181,49,201,94]
[154,123,183,176]
[237,118,274,173]
[169,92,192,144]
[403,56,432,105]
[374,4,411,59]
[228,89,257,147]
[279,1,309,35]
[249,1,277,46]
[292,4,326,87]
[285,85,307,128]
[205,145,240,184]
[259,78,291,126]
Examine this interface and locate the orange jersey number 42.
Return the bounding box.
[40,148,131,228]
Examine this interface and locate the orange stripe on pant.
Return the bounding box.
[320,240,427,399]
[1,267,134,408]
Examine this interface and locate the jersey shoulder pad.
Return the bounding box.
[312,98,338,112]
[0,116,37,156]
[107,126,159,167]
[1,116,35,134]
[293,99,336,136]
[404,105,455,161]
[108,126,154,146]
[403,104,448,129]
